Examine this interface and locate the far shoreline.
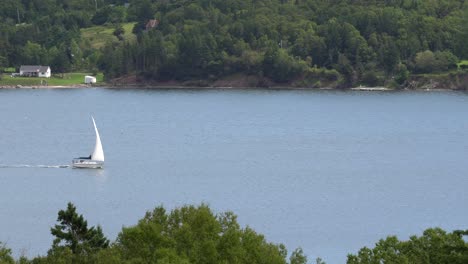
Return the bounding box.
[1,84,465,92]
[2,71,468,91]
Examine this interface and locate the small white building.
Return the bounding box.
[84,75,97,84]
[19,65,51,78]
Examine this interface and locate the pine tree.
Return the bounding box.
[50,202,109,255]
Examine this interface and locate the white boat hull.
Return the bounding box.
[72,158,104,169]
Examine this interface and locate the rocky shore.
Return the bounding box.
[2,72,468,91]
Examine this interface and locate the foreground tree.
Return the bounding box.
[347,227,468,264]
[290,248,308,264]
[113,204,292,264]
[50,202,109,255]
[0,242,14,264]
[19,203,314,263]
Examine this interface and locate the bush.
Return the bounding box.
[263,48,308,83]
[414,50,436,73]
[361,71,380,87]
[434,51,458,71]
[394,63,409,85]
[415,50,458,73]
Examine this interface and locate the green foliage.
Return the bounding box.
[0,56,8,74]
[415,50,437,73]
[0,0,468,86]
[2,203,309,263]
[4,204,468,264]
[415,50,459,73]
[459,60,468,71]
[31,247,74,264]
[0,242,14,264]
[50,202,109,255]
[361,71,381,87]
[290,248,307,264]
[0,72,102,86]
[96,0,468,86]
[434,50,459,71]
[92,6,127,25]
[80,22,137,49]
[21,41,46,65]
[395,63,410,85]
[315,257,326,264]
[264,47,307,83]
[115,204,289,264]
[347,228,468,264]
[113,25,125,41]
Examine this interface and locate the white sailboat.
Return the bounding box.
[72,117,104,169]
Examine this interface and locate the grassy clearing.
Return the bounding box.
[458,60,468,70]
[81,22,137,49]
[0,73,104,86]
[2,67,16,73]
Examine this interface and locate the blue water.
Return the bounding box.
[1,88,467,263]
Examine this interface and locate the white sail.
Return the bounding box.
[90,117,104,161]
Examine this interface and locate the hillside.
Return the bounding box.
[81,22,137,49]
[1,0,468,88]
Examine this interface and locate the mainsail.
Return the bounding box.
[90,117,104,161]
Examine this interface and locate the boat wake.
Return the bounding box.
[0,164,70,168]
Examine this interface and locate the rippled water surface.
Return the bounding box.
[1,88,468,263]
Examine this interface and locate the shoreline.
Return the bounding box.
[0,84,465,92]
[1,82,465,92]
[2,71,467,91]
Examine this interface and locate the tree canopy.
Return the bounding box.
[20,203,309,264]
[347,228,468,264]
[1,202,468,263]
[50,202,109,255]
[114,204,295,264]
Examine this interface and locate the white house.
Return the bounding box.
[84,75,97,84]
[19,65,51,78]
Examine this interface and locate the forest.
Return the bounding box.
[1,203,468,264]
[1,0,468,88]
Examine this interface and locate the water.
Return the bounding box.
[1,88,468,263]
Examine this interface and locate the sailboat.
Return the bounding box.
[72,117,104,169]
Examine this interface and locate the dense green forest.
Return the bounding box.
[1,0,468,87]
[1,203,468,263]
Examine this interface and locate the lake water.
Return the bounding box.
[1,88,468,263]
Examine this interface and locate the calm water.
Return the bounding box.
[1,88,468,263]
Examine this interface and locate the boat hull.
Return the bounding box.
[72,158,104,169]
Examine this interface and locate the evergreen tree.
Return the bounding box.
[50,202,109,255]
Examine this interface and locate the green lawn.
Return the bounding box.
[458,60,468,69]
[0,73,104,86]
[3,67,16,73]
[81,22,137,49]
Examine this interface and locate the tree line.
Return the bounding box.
[1,202,468,263]
[0,202,311,264]
[1,0,468,87]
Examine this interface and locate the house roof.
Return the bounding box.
[20,65,50,72]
